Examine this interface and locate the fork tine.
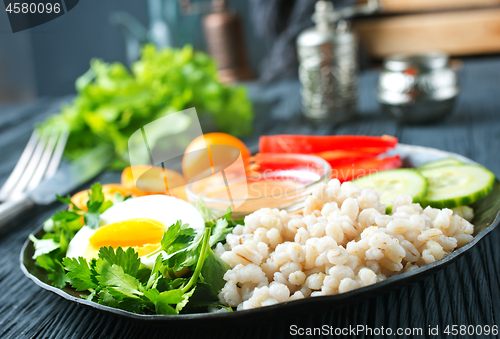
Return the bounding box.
[8,129,51,199]
[26,129,61,192]
[0,130,39,202]
[44,128,68,179]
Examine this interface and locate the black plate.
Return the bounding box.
[20,144,500,325]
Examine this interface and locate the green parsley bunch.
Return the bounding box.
[30,183,240,315]
[41,44,254,169]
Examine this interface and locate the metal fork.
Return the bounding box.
[0,128,68,228]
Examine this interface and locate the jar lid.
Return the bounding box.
[384,52,449,72]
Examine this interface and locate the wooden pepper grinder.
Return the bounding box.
[203,0,254,82]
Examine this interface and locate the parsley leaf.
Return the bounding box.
[83,182,116,229]
[97,246,141,277]
[36,254,67,288]
[175,288,196,313]
[83,212,100,230]
[112,192,131,205]
[56,195,82,212]
[96,261,143,299]
[31,182,113,289]
[87,183,105,211]
[115,297,145,313]
[44,190,235,315]
[197,200,242,247]
[160,221,195,252]
[97,289,120,308]
[63,257,98,291]
[145,255,164,290]
[200,248,230,297]
[52,211,81,223]
[143,289,184,315]
[209,218,231,247]
[157,220,198,272]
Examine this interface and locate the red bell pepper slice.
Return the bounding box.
[313,147,389,167]
[246,154,325,173]
[246,154,402,183]
[259,135,398,154]
[331,155,402,182]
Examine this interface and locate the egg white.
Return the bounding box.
[66,195,205,268]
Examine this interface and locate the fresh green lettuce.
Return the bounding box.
[41,44,254,169]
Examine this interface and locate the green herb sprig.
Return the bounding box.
[30,191,242,314]
[30,183,125,288]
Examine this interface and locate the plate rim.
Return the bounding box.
[20,143,500,322]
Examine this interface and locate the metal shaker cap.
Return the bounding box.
[384,52,449,72]
[312,0,336,34]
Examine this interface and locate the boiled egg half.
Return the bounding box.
[66,195,205,268]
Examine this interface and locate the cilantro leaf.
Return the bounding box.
[98,246,141,277]
[63,257,98,291]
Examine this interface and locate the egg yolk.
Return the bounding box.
[89,218,165,249]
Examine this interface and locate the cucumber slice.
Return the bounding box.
[419,165,495,209]
[418,157,464,169]
[353,169,428,213]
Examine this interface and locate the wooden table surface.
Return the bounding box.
[1,57,500,338]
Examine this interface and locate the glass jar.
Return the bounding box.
[377,52,459,124]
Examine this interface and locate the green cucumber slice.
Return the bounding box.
[419,165,495,209]
[353,169,428,213]
[418,157,464,169]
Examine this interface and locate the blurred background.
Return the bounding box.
[2,0,500,103]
